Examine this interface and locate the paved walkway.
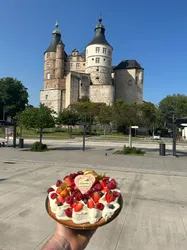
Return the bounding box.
[0,147,187,249]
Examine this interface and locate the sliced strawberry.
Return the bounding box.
[92,192,101,203]
[99,180,106,188]
[71,201,78,208]
[50,193,57,199]
[47,187,55,193]
[74,202,83,212]
[107,181,116,190]
[65,208,73,217]
[106,190,115,203]
[96,203,104,210]
[56,188,61,194]
[64,177,74,186]
[102,187,108,193]
[110,179,117,188]
[57,196,65,203]
[87,199,94,208]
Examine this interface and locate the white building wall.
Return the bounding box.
[40,89,62,115]
[90,85,114,105]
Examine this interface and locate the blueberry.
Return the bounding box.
[106,180,110,184]
[108,204,115,209]
[83,199,88,204]
[57,202,63,206]
[98,191,104,197]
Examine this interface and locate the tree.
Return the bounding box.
[56,109,80,138]
[0,77,29,120]
[159,94,187,127]
[98,105,112,136]
[19,104,55,143]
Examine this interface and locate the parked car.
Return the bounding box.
[153,134,161,140]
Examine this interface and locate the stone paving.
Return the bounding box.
[0,147,187,249]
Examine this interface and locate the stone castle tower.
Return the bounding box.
[40,19,144,115]
[85,18,114,105]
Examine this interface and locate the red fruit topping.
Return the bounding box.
[102,187,108,193]
[110,179,117,188]
[57,196,65,203]
[103,177,110,181]
[65,208,73,217]
[56,180,62,187]
[92,192,101,203]
[74,202,83,212]
[56,188,61,194]
[65,195,74,205]
[71,201,78,208]
[96,203,104,210]
[99,180,106,188]
[64,177,73,186]
[113,191,120,197]
[83,192,90,199]
[87,199,94,208]
[70,173,77,179]
[74,191,83,201]
[106,190,115,203]
[77,171,83,175]
[47,187,55,193]
[50,193,57,199]
[107,181,116,190]
[94,183,102,191]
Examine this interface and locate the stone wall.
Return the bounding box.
[114,68,143,104]
[90,85,114,105]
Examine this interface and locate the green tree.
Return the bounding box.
[0,77,29,120]
[98,105,112,136]
[159,94,187,127]
[56,109,80,138]
[19,104,55,143]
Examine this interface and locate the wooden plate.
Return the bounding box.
[45,195,123,230]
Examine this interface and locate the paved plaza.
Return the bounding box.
[1,144,187,250]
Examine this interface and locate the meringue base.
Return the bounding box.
[45,195,123,230]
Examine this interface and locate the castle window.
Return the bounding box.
[96,68,99,71]
[96,58,100,63]
[76,63,80,69]
[46,73,50,79]
[70,63,73,68]
[103,48,107,54]
[96,77,99,80]
[83,63,85,66]
[46,62,50,68]
[92,58,94,60]
[45,95,48,99]
[46,83,49,88]
[96,47,100,53]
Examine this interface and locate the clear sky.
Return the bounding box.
[0,0,187,106]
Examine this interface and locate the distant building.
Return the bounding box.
[40,19,144,115]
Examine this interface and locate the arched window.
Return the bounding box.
[45,95,48,100]
[46,73,50,79]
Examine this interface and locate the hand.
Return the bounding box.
[54,223,97,250]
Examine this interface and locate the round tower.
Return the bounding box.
[85,18,114,104]
[43,21,64,88]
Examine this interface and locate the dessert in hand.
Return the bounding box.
[47,170,121,225]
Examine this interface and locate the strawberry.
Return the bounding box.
[96,203,104,210]
[102,187,108,193]
[107,181,116,190]
[65,195,74,205]
[47,187,55,193]
[57,196,65,203]
[94,183,102,191]
[71,201,78,208]
[56,188,61,194]
[87,199,94,208]
[103,176,110,181]
[74,202,83,212]
[92,192,101,203]
[70,173,77,179]
[56,180,62,187]
[99,180,106,188]
[106,190,115,203]
[65,208,73,217]
[50,193,57,199]
[64,177,74,186]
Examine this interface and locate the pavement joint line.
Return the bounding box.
[33,230,55,250]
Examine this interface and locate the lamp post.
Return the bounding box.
[172,115,176,156]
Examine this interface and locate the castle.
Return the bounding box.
[40,19,144,115]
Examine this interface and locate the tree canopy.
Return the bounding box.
[0,77,29,120]
[19,104,55,143]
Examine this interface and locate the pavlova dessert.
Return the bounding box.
[46,170,122,227]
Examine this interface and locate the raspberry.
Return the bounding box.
[107,182,116,190]
[77,171,83,175]
[65,208,73,217]
[94,183,102,191]
[56,180,62,187]
[96,203,104,210]
[65,195,74,205]
[74,191,83,201]
[113,191,120,197]
[47,187,55,193]
[50,193,57,199]
[83,192,90,199]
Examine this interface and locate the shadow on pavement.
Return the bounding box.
[140,147,187,157]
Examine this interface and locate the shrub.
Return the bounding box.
[123,146,144,155]
[31,142,48,152]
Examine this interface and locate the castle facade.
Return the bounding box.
[40,19,144,114]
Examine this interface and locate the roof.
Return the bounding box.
[114,60,143,70]
[80,50,86,59]
[87,19,112,48]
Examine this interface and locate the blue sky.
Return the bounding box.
[0,0,187,106]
